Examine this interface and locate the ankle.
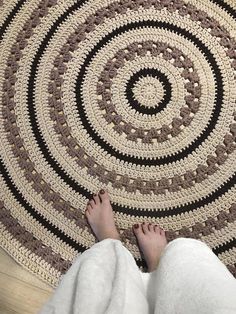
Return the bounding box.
[99,232,121,242]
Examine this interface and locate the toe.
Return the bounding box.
[93,193,100,205]
[89,199,96,208]
[98,189,110,204]
[154,225,161,234]
[133,223,142,236]
[87,202,93,210]
[148,223,154,232]
[85,207,91,217]
[160,228,165,236]
[141,222,149,234]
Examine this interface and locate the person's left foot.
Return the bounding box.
[85,189,120,242]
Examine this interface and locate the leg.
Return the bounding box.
[39,189,149,314]
[147,238,236,314]
[132,224,236,313]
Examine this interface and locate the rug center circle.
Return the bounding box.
[132,76,165,108]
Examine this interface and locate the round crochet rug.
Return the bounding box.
[0,0,236,287]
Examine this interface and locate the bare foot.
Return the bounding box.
[85,189,120,242]
[133,222,168,272]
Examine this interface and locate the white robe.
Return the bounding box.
[39,237,236,314]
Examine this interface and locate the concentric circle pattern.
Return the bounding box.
[0,0,236,286]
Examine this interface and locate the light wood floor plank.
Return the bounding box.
[0,247,54,314]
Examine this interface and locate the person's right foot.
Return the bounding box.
[85,189,120,242]
[133,222,168,272]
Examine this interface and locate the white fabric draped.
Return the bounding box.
[39,237,236,314]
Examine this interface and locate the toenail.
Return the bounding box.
[99,189,105,194]
[134,224,139,229]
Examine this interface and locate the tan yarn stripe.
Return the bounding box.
[222,0,236,10]
[219,248,236,269]
[0,0,18,26]
[115,186,236,228]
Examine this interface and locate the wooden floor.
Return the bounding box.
[0,247,54,314]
